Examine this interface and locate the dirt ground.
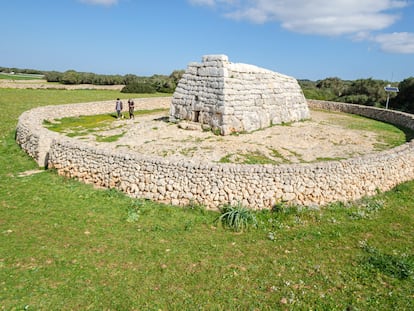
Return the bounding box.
[80,108,388,165]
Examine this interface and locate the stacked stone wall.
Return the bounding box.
[171,55,309,135]
[16,98,414,209]
[15,98,171,167]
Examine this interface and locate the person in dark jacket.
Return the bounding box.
[128,99,135,119]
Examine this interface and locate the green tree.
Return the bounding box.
[316,77,346,97]
[299,79,336,100]
[394,77,414,113]
[80,72,95,84]
[44,71,63,82]
[340,78,389,106]
[169,70,185,85]
[121,82,156,93]
[61,70,81,84]
[123,74,139,85]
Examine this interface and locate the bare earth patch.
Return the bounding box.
[78,109,390,164]
[17,169,45,177]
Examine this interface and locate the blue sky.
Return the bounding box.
[1,0,413,81]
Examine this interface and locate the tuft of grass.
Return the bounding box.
[359,240,414,280]
[125,200,145,223]
[212,128,221,135]
[348,198,384,220]
[218,153,236,163]
[134,108,168,116]
[269,148,289,163]
[179,147,198,156]
[242,151,277,164]
[314,156,346,162]
[215,204,258,232]
[95,132,126,143]
[219,151,277,164]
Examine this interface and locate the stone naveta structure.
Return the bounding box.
[170,55,310,135]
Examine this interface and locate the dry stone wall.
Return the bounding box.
[16,98,414,209]
[15,98,171,167]
[170,55,309,135]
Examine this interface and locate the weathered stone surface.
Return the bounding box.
[170,55,309,135]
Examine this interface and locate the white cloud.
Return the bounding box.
[188,0,216,6]
[189,0,413,53]
[190,0,408,36]
[373,32,414,53]
[189,0,238,9]
[79,0,119,6]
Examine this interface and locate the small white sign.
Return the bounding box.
[384,86,399,92]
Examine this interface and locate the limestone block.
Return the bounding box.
[202,54,229,62]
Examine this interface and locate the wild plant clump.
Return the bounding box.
[216,204,258,232]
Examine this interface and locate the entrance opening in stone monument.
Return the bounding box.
[170,54,310,135]
[193,110,200,122]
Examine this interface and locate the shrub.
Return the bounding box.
[215,204,257,232]
[61,70,81,85]
[44,71,63,82]
[121,82,156,93]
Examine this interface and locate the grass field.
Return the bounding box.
[0,73,44,80]
[0,88,413,310]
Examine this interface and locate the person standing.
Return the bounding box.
[128,99,135,119]
[115,98,123,119]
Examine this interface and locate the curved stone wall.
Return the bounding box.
[16,98,414,209]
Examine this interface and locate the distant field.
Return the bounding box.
[0,72,44,80]
[0,88,413,310]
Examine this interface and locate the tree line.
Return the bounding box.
[44,70,185,94]
[1,66,413,113]
[0,66,184,94]
[299,77,414,114]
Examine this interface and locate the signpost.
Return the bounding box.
[384,85,399,109]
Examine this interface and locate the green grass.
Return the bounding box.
[44,114,117,139]
[218,153,235,163]
[0,73,44,80]
[95,132,126,143]
[0,88,169,141]
[345,114,414,148]
[324,110,414,148]
[44,108,168,142]
[179,147,198,156]
[219,151,278,164]
[44,114,116,132]
[0,88,413,310]
[315,156,346,162]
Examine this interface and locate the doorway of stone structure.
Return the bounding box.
[193,110,200,122]
[193,95,201,122]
